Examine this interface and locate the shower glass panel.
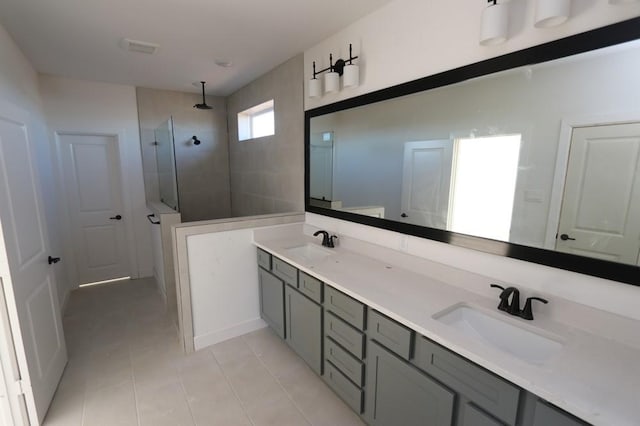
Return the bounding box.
[155,117,179,211]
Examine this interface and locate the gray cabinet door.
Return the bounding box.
[258,267,285,339]
[532,401,588,426]
[366,341,455,426]
[285,286,322,374]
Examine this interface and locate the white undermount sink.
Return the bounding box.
[434,304,564,365]
[284,243,334,262]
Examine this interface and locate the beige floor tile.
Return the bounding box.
[83,380,137,426]
[244,387,310,426]
[46,278,366,426]
[136,382,194,426]
[43,384,85,426]
[189,393,251,426]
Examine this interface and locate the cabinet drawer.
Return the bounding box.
[325,312,365,359]
[414,337,520,426]
[257,248,271,270]
[325,361,364,414]
[324,286,366,330]
[533,401,588,426]
[368,310,413,360]
[325,337,364,386]
[298,271,323,303]
[272,257,297,287]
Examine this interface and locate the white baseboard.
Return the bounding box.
[193,318,267,351]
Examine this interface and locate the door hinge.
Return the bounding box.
[12,379,26,396]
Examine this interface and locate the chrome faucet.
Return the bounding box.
[490,284,548,320]
[313,230,337,248]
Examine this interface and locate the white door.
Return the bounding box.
[309,131,334,201]
[556,123,640,264]
[59,134,129,284]
[0,102,67,424]
[400,140,453,227]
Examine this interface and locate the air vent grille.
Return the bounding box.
[121,38,159,55]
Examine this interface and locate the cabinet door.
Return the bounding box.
[285,286,322,374]
[366,341,454,426]
[258,267,285,339]
[532,401,588,426]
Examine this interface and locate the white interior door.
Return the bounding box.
[400,140,453,227]
[0,102,67,424]
[59,134,130,284]
[556,123,640,264]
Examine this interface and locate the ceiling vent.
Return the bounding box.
[120,38,159,55]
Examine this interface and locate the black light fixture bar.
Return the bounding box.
[312,43,359,78]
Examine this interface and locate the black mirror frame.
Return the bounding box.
[305,17,640,287]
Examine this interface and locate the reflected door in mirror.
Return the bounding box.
[556,123,640,265]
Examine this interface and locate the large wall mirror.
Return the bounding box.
[305,17,640,286]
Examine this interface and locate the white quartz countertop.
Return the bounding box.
[254,234,640,426]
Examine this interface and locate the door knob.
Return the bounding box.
[559,233,575,241]
[109,214,122,220]
[48,256,61,265]
[401,213,408,218]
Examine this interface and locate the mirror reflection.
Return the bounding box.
[309,40,640,266]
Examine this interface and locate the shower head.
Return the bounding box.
[194,81,212,110]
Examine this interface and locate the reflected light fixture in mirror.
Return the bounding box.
[480,0,510,46]
[535,0,571,28]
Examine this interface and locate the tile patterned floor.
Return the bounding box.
[43,278,363,426]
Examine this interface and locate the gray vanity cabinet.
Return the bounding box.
[365,341,455,426]
[285,285,322,374]
[532,401,588,426]
[258,267,285,339]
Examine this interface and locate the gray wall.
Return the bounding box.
[227,54,304,216]
[136,88,231,222]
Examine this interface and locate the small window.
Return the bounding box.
[238,100,274,141]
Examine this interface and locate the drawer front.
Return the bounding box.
[368,310,413,360]
[463,403,503,426]
[325,337,365,386]
[257,248,271,270]
[324,286,366,330]
[532,401,588,426]
[298,271,323,303]
[324,361,364,414]
[414,337,520,426]
[272,257,298,287]
[325,312,365,359]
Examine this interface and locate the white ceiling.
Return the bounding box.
[0,0,391,95]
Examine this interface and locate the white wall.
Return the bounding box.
[39,75,153,292]
[303,1,640,319]
[0,25,69,306]
[304,0,640,110]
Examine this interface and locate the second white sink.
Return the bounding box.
[285,243,334,263]
[434,304,564,365]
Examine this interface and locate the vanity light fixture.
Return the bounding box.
[534,0,571,28]
[609,0,640,4]
[480,0,510,46]
[308,44,359,98]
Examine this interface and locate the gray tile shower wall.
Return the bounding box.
[227,54,305,217]
[136,87,231,222]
